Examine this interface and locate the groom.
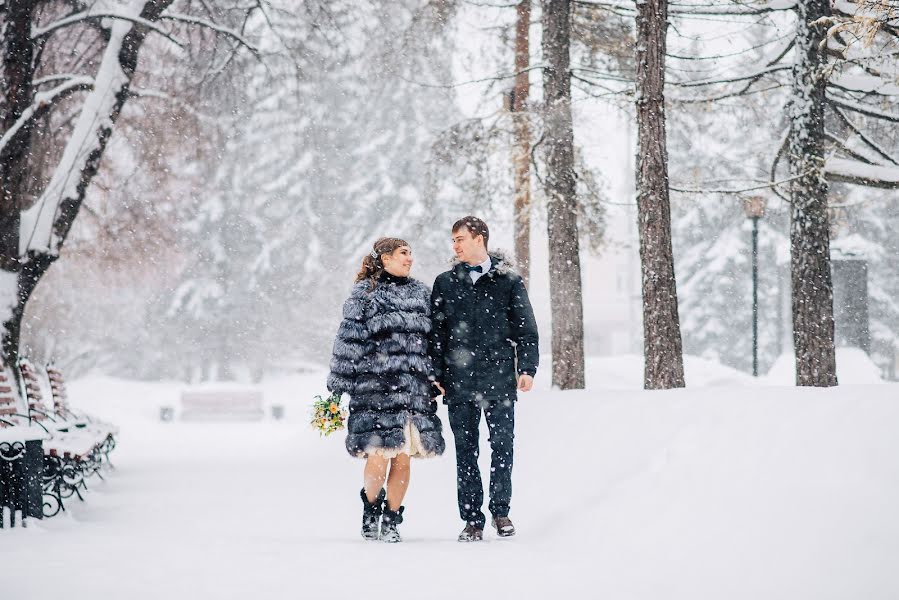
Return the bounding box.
[429,216,539,541]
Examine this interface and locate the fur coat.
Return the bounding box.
[327,274,445,458]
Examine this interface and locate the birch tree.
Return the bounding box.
[0,0,258,394]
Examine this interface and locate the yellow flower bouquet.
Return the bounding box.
[311,392,348,437]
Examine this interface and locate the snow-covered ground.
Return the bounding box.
[3,358,899,600]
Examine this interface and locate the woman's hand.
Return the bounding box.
[433,382,446,396]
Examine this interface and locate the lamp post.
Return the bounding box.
[743,196,766,376]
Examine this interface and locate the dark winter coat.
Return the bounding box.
[429,252,539,405]
[327,274,445,458]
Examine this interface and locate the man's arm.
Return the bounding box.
[509,277,539,379]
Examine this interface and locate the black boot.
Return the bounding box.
[380,505,405,543]
[361,488,385,541]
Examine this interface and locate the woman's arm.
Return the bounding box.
[326,289,370,394]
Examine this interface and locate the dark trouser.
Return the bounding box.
[447,397,515,529]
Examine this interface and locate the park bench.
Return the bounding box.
[179,388,265,422]
[18,359,117,517]
[0,363,46,527]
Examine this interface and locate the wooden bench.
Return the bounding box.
[18,359,117,517]
[179,389,265,422]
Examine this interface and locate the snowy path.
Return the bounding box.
[3,374,899,599]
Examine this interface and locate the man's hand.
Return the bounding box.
[517,374,534,392]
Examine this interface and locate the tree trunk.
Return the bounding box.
[512,0,532,287]
[0,0,38,223]
[1,0,39,381]
[542,0,585,389]
[788,0,837,386]
[634,0,686,389]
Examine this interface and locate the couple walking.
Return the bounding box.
[327,216,539,543]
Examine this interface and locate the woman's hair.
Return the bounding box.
[355,237,410,287]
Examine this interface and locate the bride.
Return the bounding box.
[327,237,445,543]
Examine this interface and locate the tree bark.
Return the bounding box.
[0,0,39,261]
[512,0,532,287]
[634,0,686,389]
[542,0,585,389]
[788,0,837,386]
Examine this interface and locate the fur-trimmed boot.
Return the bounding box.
[380,505,405,543]
[361,488,386,541]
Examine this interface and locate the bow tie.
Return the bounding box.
[464,264,483,273]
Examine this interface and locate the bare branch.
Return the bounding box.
[669,81,784,103]
[668,64,789,87]
[159,12,259,54]
[666,34,790,60]
[400,64,546,89]
[832,105,899,165]
[574,0,796,17]
[670,173,805,194]
[127,87,221,126]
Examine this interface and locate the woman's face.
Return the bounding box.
[382,246,413,277]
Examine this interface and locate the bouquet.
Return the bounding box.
[310,392,348,437]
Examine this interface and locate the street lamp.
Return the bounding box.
[743,196,766,376]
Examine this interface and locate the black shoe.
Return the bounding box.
[492,516,515,538]
[361,488,385,541]
[380,505,404,543]
[457,523,484,542]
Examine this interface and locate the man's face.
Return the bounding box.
[452,226,486,265]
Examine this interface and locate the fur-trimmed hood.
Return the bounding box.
[449,249,517,277]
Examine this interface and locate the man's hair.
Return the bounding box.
[452,216,489,251]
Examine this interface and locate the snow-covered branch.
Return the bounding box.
[826,158,899,188]
[32,10,183,47]
[826,131,881,165]
[0,76,94,157]
[20,10,144,256]
[827,94,899,123]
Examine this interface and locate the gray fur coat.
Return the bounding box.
[327,275,445,458]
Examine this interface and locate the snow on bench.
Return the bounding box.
[179,389,265,422]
